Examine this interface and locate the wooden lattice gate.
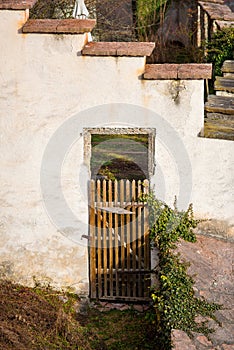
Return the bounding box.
[89,179,151,301]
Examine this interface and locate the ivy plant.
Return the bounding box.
[140,192,221,350]
[206,27,234,77]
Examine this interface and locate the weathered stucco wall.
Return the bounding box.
[0,9,233,292]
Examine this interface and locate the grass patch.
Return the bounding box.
[91,134,149,180]
[80,308,159,350]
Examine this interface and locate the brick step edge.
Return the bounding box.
[0,0,36,9]
[22,19,96,34]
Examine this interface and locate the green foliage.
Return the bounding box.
[136,0,169,41]
[84,308,159,349]
[140,193,221,349]
[206,28,234,76]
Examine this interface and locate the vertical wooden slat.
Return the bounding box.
[126,180,131,297]
[108,179,113,297]
[102,180,107,297]
[120,179,125,296]
[96,179,102,297]
[143,179,150,297]
[114,180,119,297]
[197,5,201,47]
[89,180,96,298]
[143,180,150,269]
[131,179,137,297]
[137,180,142,297]
[204,11,209,42]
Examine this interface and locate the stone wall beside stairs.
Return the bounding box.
[204,60,234,140]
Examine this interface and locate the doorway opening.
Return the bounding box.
[84,128,155,301]
[84,128,155,179]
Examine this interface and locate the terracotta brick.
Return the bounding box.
[178,63,212,79]
[0,0,37,9]
[22,19,96,34]
[144,63,212,80]
[82,42,155,57]
[144,64,178,79]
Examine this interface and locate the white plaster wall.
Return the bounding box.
[188,137,234,223]
[0,10,233,291]
[0,10,91,292]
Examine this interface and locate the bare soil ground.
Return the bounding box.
[0,280,158,349]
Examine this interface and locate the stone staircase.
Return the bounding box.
[203,60,234,140]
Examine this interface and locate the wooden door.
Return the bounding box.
[89,179,151,301]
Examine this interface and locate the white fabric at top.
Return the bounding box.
[73,0,89,19]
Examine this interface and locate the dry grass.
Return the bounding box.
[0,280,159,349]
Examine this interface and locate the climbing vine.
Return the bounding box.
[140,192,221,349]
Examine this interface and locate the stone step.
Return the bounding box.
[216,20,234,30]
[223,73,234,78]
[203,119,234,140]
[214,77,234,93]
[205,95,234,114]
[222,60,234,74]
[216,90,234,97]
[206,112,234,122]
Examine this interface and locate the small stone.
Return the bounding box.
[200,290,210,298]
[194,315,209,323]
[133,304,144,312]
[105,303,114,309]
[222,344,234,350]
[112,303,122,308]
[171,330,196,350]
[99,301,108,307]
[58,295,68,303]
[119,304,129,311]
[197,335,213,346]
[143,305,150,311]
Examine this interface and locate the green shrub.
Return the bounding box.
[136,0,169,41]
[206,28,234,77]
[140,193,221,349]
